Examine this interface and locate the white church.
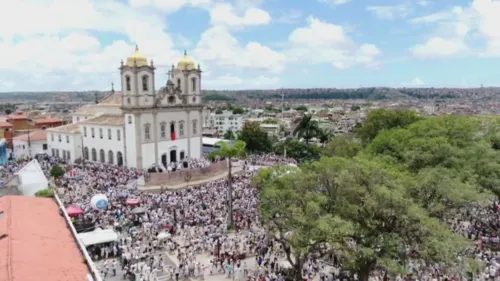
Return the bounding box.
[46,46,204,170]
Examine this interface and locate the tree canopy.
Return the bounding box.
[257,114,497,280]
[238,122,273,153]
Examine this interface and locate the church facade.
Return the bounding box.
[46,47,204,169]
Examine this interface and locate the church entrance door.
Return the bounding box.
[161,154,167,168]
[170,150,177,163]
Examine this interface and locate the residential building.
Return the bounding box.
[33,117,65,129]
[46,123,83,163]
[6,112,32,131]
[212,110,244,135]
[12,130,48,159]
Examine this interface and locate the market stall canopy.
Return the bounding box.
[66,205,84,216]
[78,228,118,246]
[126,198,140,206]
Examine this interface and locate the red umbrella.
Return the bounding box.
[126,198,140,206]
[66,205,84,216]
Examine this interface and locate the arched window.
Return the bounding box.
[99,149,105,163]
[91,148,97,161]
[117,152,123,166]
[170,122,176,140]
[84,147,89,160]
[128,116,132,124]
[127,97,131,104]
[125,75,131,91]
[160,122,166,139]
[192,119,197,135]
[179,121,184,136]
[142,75,148,91]
[144,123,151,141]
[191,77,196,91]
[177,78,181,88]
[168,96,175,104]
[108,150,114,164]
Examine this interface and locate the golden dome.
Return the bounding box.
[176,50,196,70]
[126,45,148,67]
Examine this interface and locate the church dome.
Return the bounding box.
[176,50,196,70]
[126,45,148,67]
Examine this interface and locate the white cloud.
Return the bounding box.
[366,4,411,20]
[128,0,212,12]
[275,10,302,24]
[410,11,453,24]
[318,0,352,5]
[409,37,468,59]
[409,0,500,58]
[287,17,381,69]
[209,3,271,29]
[416,0,431,7]
[194,26,286,73]
[410,77,425,86]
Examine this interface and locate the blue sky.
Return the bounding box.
[1,0,499,91]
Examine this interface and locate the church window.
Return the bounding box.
[160,122,167,139]
[108,128,112,140]
[66,135,70,143]
[191,77,196,91]
[144,123,151,141]
[168,96,175,104]
[179,121,184,136]
[91,128,95,138]
[142,75,149,91]
[170,122,175,136]
[125,75,131,91]
[177,78,181,88]
[192,97,196,103]
[192,120,197,135]
[83,127,87,137]
[128,116,132,124]
[51,134,54,141]
[99,128,103,139]
[58,134,61,142]
[127,97,131,104]
[99,149,105,163]
[117,129,121,141]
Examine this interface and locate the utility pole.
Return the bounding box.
[27,128,32,159]
[94,92,99,104]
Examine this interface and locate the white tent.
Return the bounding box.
[15,159,49,196]
[78,228,119,246]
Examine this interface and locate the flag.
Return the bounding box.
[171,132,176,140]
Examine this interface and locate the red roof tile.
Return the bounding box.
[0,196,90,281]
[13,130,47,142]
[33,118,64,125]
[6,114,28,120]
[0,122,13,128]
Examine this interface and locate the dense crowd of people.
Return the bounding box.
[2,153,500,281]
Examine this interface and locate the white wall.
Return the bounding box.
[81,124,124,165]
[13,139,48,159]
[47,132,83,163]
[124,114,137,168]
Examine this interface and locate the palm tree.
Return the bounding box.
[317,128,334,146]
[293,114,320,143]
[210,140,247,228]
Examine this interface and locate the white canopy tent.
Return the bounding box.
[15,159,49,196]
[78,228,119,246]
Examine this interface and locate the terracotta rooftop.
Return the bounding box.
[46,123,80,134]
[0,122,13,128]
[13,130,47,142]
[6,113,28,120]
[0,196,90,281]
[33,118,64,125]
[80,114,124,126]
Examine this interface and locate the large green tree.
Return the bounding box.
[274,138,321,163]
[238,122,273,153]
[355,109,422,145]
[257,114,499,280]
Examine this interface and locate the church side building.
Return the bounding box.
[47,47,204,170]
